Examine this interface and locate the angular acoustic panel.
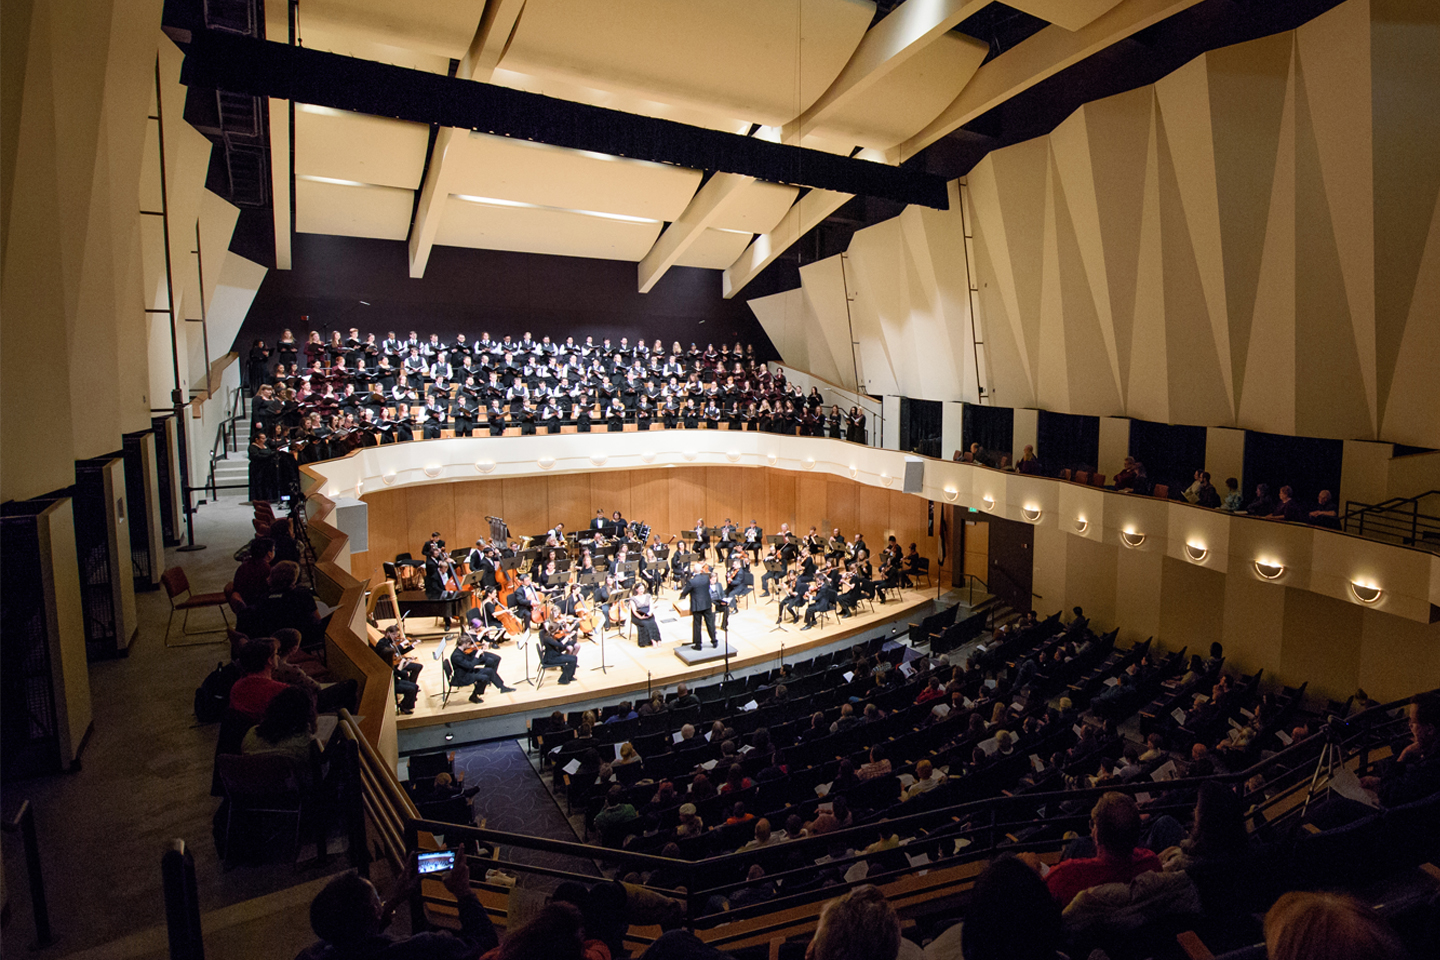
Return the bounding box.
[294,105,430,189]
[498,0,876,126]
[434,196,664,261]
[488,67,753,134]
[674,229,754,270]
[808,32,990,150]
[295,177,415,240]
[446,132,704,223]
[709,180,801,235]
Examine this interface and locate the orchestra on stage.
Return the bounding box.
[244,329,870,502]
[371,510,920,713]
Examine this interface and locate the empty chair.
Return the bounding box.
[1090,473,1107,487]
[161,566,231,645]
[1074,470,1090,485]
[1152,484,1170,499]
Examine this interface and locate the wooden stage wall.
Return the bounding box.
[349,466,939,587]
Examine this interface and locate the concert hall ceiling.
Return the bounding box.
[168,0,1349,295]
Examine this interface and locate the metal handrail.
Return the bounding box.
[1344,490,1440,551]
[201,384,250,499]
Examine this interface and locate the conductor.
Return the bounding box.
[679,562,719,651]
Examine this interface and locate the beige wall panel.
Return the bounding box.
[1357,611,1440,705]
[795,475,827,531]
[1155,108,1236,427]
[797,255,863,393]
[1036,155,1072,412]
[1371,1,1440,438]
[1158,556,1225,657]
[406,483,457,548]
[1220,573,1285,682]
[1292,60,1373,441]
[987,137,1051,385]
[1065,533,1118,629]
[1033,523,1068,611]
[826,479,858,536]
[1053,153,1124,415]
[501,477,547,537]
[1207,32,1294,413]
[969,210,1036,408]
[588,470,635,526]
[1205,427,1246,496]
[856,483,890,544]
[1114,545,1163,644]
[1236,47,1298,436]
[1050,105,1122,394]
[1084,87,1154,397]
[1127,101,1169,423]
[1380,197,1440,447]
[1341,440,1391,507]
[1156,55,1234,415]
[1297,0,1376,425]
[1387,450,1440,500]
[747,288,847,388]
[1280,588,1364,703]
[846,220,907,399]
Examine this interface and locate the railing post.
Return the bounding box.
[161,839,204,960]
[1412,501,1419,545]
[2,801,54,949]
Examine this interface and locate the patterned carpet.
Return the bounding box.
[450,738,602,887]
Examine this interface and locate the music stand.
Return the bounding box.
[593,587,628,673]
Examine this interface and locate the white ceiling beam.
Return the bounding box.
[462,0,529,81]
[892,0,1205,162]
[782,0,992,144]
[722,188,853,299]
[637,172,755,293]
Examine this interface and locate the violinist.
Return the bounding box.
[802,568,839,630]
[758,542,786,598]
[776,570,811,625]
[539,617,578,685]
[449,634,515,703]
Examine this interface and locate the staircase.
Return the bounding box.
[209,406,251,501]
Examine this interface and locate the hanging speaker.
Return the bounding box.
[902,457,925,494]
[331,496,369,553]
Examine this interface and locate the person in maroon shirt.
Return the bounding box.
[1044,792,1161,907]
[227,640,290,722]
[233,538,274,606]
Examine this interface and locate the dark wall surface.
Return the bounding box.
[235,234,782,358]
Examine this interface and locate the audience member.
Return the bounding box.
[1263,891,1408,960]
[955,856,1065,960]
[233,537,274,605]
[1043,792,1161,907]
[806,885,901,960]
[240,685,317,780]
[227,639,290,722]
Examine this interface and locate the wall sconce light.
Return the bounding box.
[981,494,995,511]
[1022,505,1042,523]
[848,465,858,478]
[537,456,556,470]
[589,454,608,467]
[1184,541,1207,562]
[943,487,958,503]
[1254,560,1284,580]
[381,471,397,485]
[1120,529,1146,548]
[1075,517,1088,533]
[355,479,364,493]
[880,472,893,487]
[803,457,817,470]
[1350,581,1382,604]
[766,453,778,466]
[474,460,496,474]
[726,451,742,463]
[682,450,698,462]
[640,451,657,463]
[422,464,442,478]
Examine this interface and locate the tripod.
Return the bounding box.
[1298,716,1350,822]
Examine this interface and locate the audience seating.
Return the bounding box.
[162,565,232,645]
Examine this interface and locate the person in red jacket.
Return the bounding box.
[1043,792,1161,907]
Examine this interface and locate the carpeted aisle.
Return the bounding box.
[449,739,601,884]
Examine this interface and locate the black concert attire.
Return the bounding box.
[540,624,578,684]
[678,571,718,650]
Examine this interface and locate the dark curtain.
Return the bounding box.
[961,404,1013,461]
[900,399,943,458]
[1129,420,1208,493]
[1243,431,1343,506]
[1036,411,1099,476]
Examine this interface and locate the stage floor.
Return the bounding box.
[385,587,934,731]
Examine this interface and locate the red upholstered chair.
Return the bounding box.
[161,566,231,645]
[1090,473,1107,487]
[1058,469,1072,481]
[1152,484,1170,500]
[1074,470,1090,485]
